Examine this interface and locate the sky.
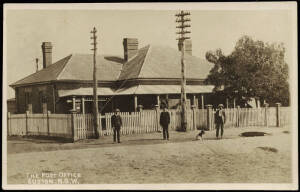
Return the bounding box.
[4,3,296,99]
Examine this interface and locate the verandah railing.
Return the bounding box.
[7,105,291,141]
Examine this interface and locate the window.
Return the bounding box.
[39,91,43,112]
[24,92,32,112]
[39,91,47,113]
[25,92,30,106]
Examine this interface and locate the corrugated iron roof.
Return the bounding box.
[57,54,123,81]
[11,44,214,87]
[118,45,214,80]
[58,84,214,97]
[58,87,114,97]
[11,55,72,86]
[10,54,123,87]
[134,85,214,94]
[7,98,16,102]
[117,45,150,80]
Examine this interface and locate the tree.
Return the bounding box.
[205,35,290,106]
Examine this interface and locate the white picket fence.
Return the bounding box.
[280,107,291,126]
[8,114,27,136]
[7,106,291,141]
[7,112,72,139]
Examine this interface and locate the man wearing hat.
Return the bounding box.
[159,103,170,140]
[215,104,226,139]
[111,108,122,143]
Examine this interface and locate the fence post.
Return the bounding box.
[71,111,76,142]
[7,112,11,136]
[155,105,160,131]
[236,106,240,127]
[47,110,51,136]
[206,105,212,130]
[25,110,29,135]
[191,105,197,130]
[264,103,269,127]
[276,103,281,127]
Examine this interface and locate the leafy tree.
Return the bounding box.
[205,35,290,106]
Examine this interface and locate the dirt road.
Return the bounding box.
[6,126,293,184]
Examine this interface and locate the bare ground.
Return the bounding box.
[6,126,293,184]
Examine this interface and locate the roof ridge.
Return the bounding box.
[116,44,150,80]
[137,44,152,78]
[136,45,151,79]
[10,55,72,87]
[116,54,138,80]
[56,54,73,80]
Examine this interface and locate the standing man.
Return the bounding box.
[160,105,170,140]
[215,104,226,139]
[111,108,122,143]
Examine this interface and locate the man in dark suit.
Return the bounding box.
[111,108,122,143]
[215,104,226,139]
[160,105,170,140]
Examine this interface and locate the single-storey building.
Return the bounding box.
[10,38,225,114]
[7,98,17,114]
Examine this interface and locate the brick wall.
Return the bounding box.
[16,84,55,113]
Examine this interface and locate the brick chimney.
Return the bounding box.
[123,38,138,61]
[178,39,192,56]
[41,42,52,68]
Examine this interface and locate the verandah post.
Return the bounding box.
[233,98,236,108]
[276,103,281,127]
[191,105,197,130]
[201,94,204,109]
[134,95,138,112]
[81,97,85,114]
[206,104,212,130]
[226,98,229,108]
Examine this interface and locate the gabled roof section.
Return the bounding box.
[10,54,123,87]
[117,45,214,81]
[11,55,72,87]
[118,45,150,80]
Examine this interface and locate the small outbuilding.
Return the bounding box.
[7,98,17,114]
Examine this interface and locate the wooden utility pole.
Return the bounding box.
[175,10,191,132]
[91,27,99,139]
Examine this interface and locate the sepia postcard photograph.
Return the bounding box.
[2,2,298,190]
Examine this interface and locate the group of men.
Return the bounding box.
[111,103,226,143]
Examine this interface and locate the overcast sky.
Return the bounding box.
[4,3,296,99]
